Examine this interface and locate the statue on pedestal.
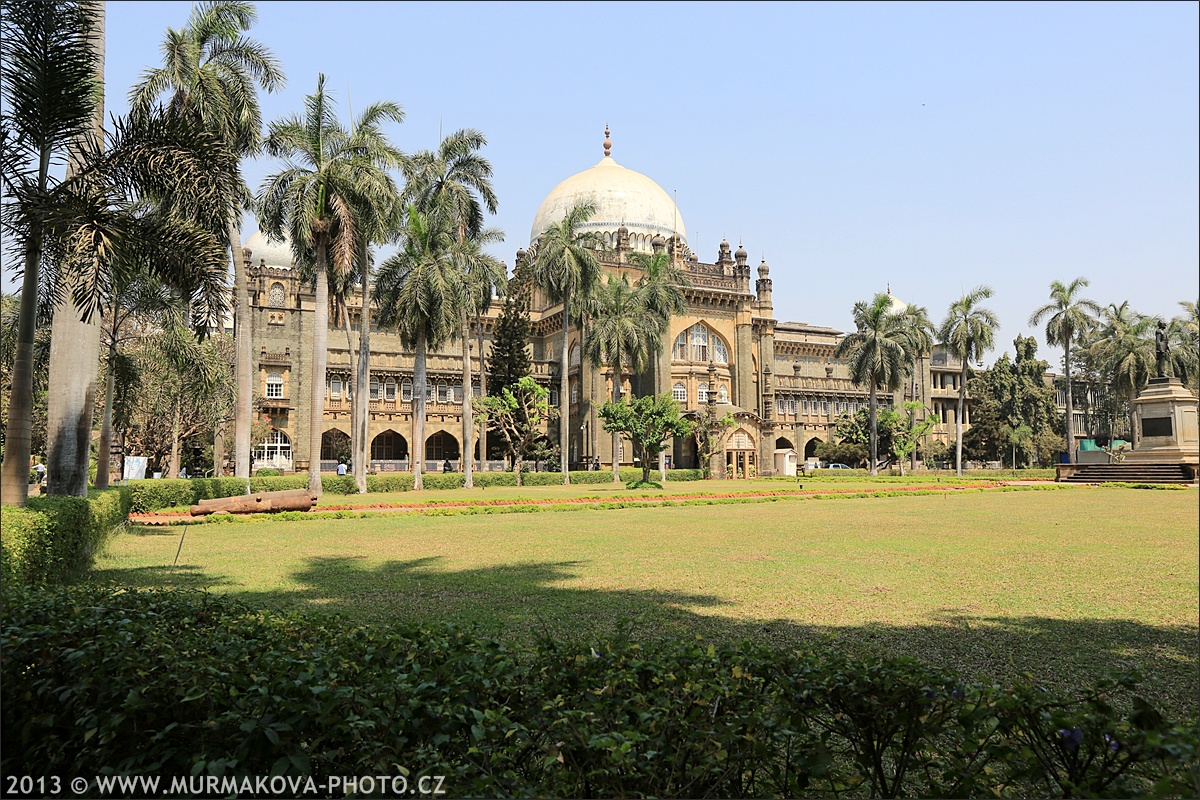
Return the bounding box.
[1155,321,1169,378]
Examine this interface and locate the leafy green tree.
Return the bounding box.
[130,0,285,480]
[404,129,501,488]
[629,248,690,479]
[962,336,1060,466]
[257,74,402,495]
[585,274,663,482]
[834,293,908,475]
[833,407,899,458]
[1029,277,1100,463]
[692,403,735,478]
[0,0,101,503]
[814,439,868,468]
[599,393,693,486]
[893,401,937,476]
[474,376,556,486]
[530,202,602,483]
[375,205,458,490]
[1087,302,1154,447]
[898,304,935,471]
[939,286,999,477]
[487,259,533,397]
[1168,298,1198,393]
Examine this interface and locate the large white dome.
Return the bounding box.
[243,230,294,269]
[530,149,687,254]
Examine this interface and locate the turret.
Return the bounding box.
[755,257,773,312]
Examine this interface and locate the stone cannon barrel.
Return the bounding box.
[190,488,317,516]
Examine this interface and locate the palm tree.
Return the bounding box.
[834,293,908,476]
[1029,277,1101,464]
[131,0,284,481]
[374,205,459,491]
[897,303,935,471]
[1089,302,1155,446]
[938,286,999,477]
[630,248,690,480]
[0,0,101,504]
[1168,299,1198,393]
[257,75,403,495]
[531,203,602,483]
[585,275,662,482]
[403,129,499,488]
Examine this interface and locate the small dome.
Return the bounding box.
[885,285,909,314]
[734,242,747,260]
[758,258,770,278]
[243,230,294,269]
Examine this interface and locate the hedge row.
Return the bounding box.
[0,490,130,585]
[3,586,1195,798]
[123,469,706,512]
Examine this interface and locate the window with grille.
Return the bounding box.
[673,382,687,402]
[777,397,786,414]
[713,337,729,364]
[690,324,708,361]
[570,381,579,403]
[369,377,381,400]
[328,378,342,400]
[718,384,728,402]
[698,383,708,403]
[549,387,559,406]
[788,398,797,414]
[268,282,285,307]
[401,379,412,402]
[266,372,283,399]
[385,379,397,401]
[673,331,688,361]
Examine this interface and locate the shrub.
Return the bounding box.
[0,491,129,585]
[254,467,282,477]
[2,586,1194,798]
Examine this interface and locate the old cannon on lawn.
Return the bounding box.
[190,488,317,517]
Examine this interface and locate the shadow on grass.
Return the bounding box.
[84,554,1199,719]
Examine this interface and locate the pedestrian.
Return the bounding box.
[336,461,347,476]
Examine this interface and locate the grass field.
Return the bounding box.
[90,485,1200,719]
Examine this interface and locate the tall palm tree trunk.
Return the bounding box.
[341,306,357,485]
[353,247,371,493]
[868,382,879,477]
[231,219,253,479]
[0,227,46,505]
[559,289,571,484]
[910,368,919,472]
[1064,339,1074,464]
[475,316,487,470]
[956,361,967,477]
[412,326,427,490]
[95,339,118,489]
[611,362,622,484]
[45,3,105,498]
[168,394,183,476]
[213,423,224,477]
[460,309,474,488]
[308,241,329,496]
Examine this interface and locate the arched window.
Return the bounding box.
[690,324,709,362]
[673,330,688,361]
[698,383,709,403]
[268,282,285,308]
[570,381,579,403]
[788,397,797,414]
[549,386,559,406]
[369,377,381,400]
[426,382,435,402]
[718,384,728,403]
[569,343,581,369]
[401,378,413,402]
[713,336,729,364]
[328,378,342,400]
[437,382,448,403]
[728,429,753,450]
[384,379,397,402]
[253,429,292,468]
[266,372,283,399]
[672,382,687,402]
[777,396,786,414]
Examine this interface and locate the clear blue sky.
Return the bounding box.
[15,1,1200,368]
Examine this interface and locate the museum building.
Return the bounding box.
[241,131,972,477]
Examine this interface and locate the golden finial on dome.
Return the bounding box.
[603,124,611,157]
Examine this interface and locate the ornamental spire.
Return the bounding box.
[603,124,611,157]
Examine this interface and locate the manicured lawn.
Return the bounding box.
[90,486,1199,718]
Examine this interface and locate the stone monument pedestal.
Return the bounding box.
[1124,377,1199,477]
